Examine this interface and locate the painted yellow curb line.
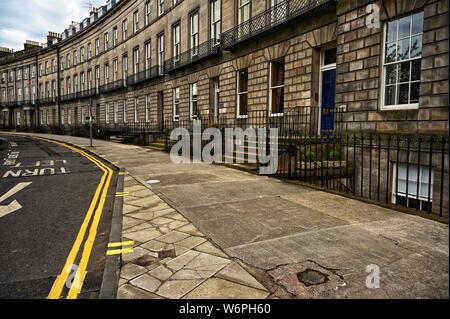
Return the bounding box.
[107,241,134,248]
[35,137,113,300]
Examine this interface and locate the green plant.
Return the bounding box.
[304,151,316,163]
[328,150,341,161]
[195,110,203,120]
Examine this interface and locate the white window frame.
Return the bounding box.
[95,38,100,56]
[190,83,198,119]
[236,70,248,119]
[113,26,118,46]
[392,162,434,210]
[81,106,85,124]
[133,10,140,33]
[67,108,72,125]
[158,0,165,16]
[80,47,85,63]
[173,23,181,61]
[105,64,110,84]
[158,34,165,75]
[122,19,128,40]
[381,12,423,110]
[134,97,139,123]
[113,59,119,82]
[145,1,151,26]
[61,109,65,125]
[105,102,110,124]
[210,0,221,44]
[123,100,128,123]
[173,87,180,121]
[104,32,109,51]
[133,48,140,75]
[114,101,119,123]
[238,0,250,24]
[190,12,199,55]
[145,94,151,122]
[88,43,92,59]
[268,60,285,117]
[145,41,152,70]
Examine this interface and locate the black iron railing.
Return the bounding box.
[221,0,333,49]
[127,65,161,86]
[99,79,126,93]
[78,88,97,98]
[276,133,449,219]
[164,39,221,73]
[37,97,56,104]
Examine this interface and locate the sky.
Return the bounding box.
[0,0,105,51]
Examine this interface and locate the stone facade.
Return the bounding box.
[1,0,446,135]
[336,0,449,134]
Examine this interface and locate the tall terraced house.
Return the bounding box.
[0,0,448,220]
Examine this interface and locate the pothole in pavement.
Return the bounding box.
[297,269,329,287]
[268,261,346,298]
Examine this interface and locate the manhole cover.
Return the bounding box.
[297,269,329,286]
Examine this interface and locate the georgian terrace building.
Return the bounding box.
[0,0,448,218]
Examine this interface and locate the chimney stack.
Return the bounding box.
[0,47,14,58]
[24,40,41,51]
[47,31,62,45]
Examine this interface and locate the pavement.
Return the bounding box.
[7,132,449,299]
[0,134,117,299]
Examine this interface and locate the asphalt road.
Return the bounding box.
[0,134,117,299]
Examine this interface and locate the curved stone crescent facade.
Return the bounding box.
[0,0,448,135]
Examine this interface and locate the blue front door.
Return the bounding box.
[320,68,336,135]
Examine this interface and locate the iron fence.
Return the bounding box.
[276,133,449,219]
[99,79,126,93]
[164,39,221,73]
[127,65,161,86]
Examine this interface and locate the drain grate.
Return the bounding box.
[297,268,329,287]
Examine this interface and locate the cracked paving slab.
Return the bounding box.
[117,175,269,299]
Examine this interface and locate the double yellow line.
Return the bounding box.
[35,138,114,299]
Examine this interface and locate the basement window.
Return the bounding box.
[392,163,433,211]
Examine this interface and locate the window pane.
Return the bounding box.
[398,16,411,38]
[271,87,284,113]
[385,85,396,105]
[411,59,421,81]
[239,94,247,116]
[239,70,248,92]
[398,61,410,83]
[398,83,409,104]
[410,35,422,58]
[398,38,410,60]
[385,43,397,63]
[410,82,420,103]
[272,61,285,86]
[324,48,337,65]
[385,64,397,84]
[412,12,424,35]
[387,20,398,42]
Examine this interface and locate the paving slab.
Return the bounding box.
[183,278,269,299]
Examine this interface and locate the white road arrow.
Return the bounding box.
[0,182,32,218]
